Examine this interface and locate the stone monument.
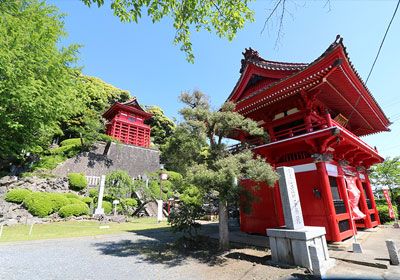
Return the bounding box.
[267,167,335,275]
[94,175,106,215]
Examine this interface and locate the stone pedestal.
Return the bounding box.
[267,226,329,269]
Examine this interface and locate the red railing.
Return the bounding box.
[226,138,264,154]
[273,122,323,141]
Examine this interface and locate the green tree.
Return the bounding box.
[162,124,209,175]
[105,170,135,198]
[0,0,81,159]
[370,156,400,201]
[81,0,254,62]
[144,105,175,147]
[179,90,279,250]
[61,75,131,144]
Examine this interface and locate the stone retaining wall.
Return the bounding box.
[53,142,160,178]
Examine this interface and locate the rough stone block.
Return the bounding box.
[386,239,400,265]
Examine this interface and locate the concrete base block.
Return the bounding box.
[394,222,400,229]
[267,226,331,270]
[94,208,104,215]
[352,242,363,254]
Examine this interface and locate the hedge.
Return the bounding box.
[23,193,54,216]
[89,189,99,197]
[4,189,32,203]
[47,193,71,212]
[58,203,89,218]
[68,198,87,206]
[95,200,112,214]
[63,193,79,199]
[376,199,398,224]
[68,173,88,191]
[81,197,93,205]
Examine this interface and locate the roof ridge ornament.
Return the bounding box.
[240,47,260,73]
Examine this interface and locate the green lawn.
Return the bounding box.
[0,218,170,243]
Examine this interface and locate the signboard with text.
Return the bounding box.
[161,173,168,180]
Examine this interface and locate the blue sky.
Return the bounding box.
[50,0,400,158]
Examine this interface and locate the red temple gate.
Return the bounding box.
[227,36,391,242]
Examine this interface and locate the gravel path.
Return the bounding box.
[0,230,306,280]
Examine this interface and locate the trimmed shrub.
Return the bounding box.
[123,198,138,208]
[63,193,79,199]
[68,198,86,206]
[23,192,54,216]
[47,193,71,212]
[95,200,112,214]
[88,189,98,197]
[81,197,93,206]
[58,203,89,218]
[60,138,82,147]
[45,145,81,158]
[376,199,398,224]
[4,189,32,203]
[67,173,88,191]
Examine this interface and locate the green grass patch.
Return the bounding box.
[0,219,169,243]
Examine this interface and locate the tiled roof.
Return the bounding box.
[240,48,308,73]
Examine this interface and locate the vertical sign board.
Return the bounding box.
[383,189,395,219]
[277,167,304,229]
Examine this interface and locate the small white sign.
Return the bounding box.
[161,173,168,180]
[113,200,119,205]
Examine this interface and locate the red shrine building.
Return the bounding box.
[227,36,391,242]
[103,98,152,148]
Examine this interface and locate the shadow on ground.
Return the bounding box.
[92,228,226,268]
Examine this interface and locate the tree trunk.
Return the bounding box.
[218,198,230,251]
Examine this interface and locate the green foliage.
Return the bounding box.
[45,144,81,158]
[68,198,87,206]
[105,170,134,198]
[81,0,254,62]
[63,193,79,199]
[376,199,398,224]
[95,200,112,214]
[5,189,32,203]
[180,184,203,207]
[0,0,82,159]
[178,90,279,250]
[168,203,204,238]
[60,138,82,147]
[31,155,67,171]
[123,198,138,208]
[370,157,400,200]
[60,75,130,145]
[58,203,89,218]
[68,173,88,191]
[23,193,54,216]
[47,193,71,212]
[162,124,209,175]
[89,189,99,197]
[144,105,175,146]
[81,197,94,205]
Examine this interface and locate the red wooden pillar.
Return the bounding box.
[356,177,372,228]
[304,114,312,132]
[364,173,381,225]
[316,162,341,241]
